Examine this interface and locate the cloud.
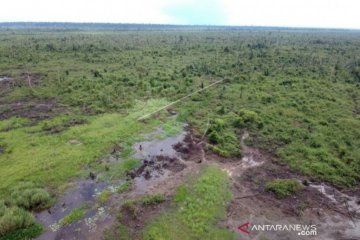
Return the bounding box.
[0,0,359,28]
[165,0,226,25]
[0,0,176,23]
[222,0,360,28]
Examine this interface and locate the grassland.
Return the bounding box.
[0,27,359,238]
[144,167,234,240]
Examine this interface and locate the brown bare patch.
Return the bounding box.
[225,159,360,239]
[173,133,203,162]
[109,199,170,240]
[0,99,66,122]
[0,73,43,92]
[126,155,186,180]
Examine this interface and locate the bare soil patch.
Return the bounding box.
[0,99,66,121]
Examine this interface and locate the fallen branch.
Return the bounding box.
[137,79,224,121]
[235,194,259,200]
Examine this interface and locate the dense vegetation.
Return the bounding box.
[0,26,359,238]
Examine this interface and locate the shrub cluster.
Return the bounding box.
[0,182,52,237]
[265,179,303,198]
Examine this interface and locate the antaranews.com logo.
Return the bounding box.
[238,222,317,236]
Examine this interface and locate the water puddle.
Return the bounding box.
[310,183,360,215]
[36,124,192,239]
[0,76,12,82]
[133,128,187,159]
[129,126,192,196]
[213,131,265,178]
[35,180,118,240]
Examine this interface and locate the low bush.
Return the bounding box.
[5,182,53,211]
[40,115,88,133]
[60,207,86,226]
[98,190,112,205]
[141,194,165,206]
[0,201,36,237]
[0,223,42,240]
[117,181,133,194]
[265,179,303,198]
[234,109,262,130]
[206,118,241,157]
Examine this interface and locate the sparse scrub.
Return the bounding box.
[98,190,112,205]
[117,181,133,194]
[60,207,86,226]
[40,115,88,133]
[141,194,165,206]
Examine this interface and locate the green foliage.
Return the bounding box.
[144,167,235,240]
[117,181,133,194]
[105,159,140,180]
[5,182,52,211]
[0,201,36,237]
[173,185,188,203]
[98,190,112,205]
[60,207,86,226]
[0,99,167,197]
[234,109,262,130]
[265,179,304,198]
[103,223,131,240]
[0,29,359,240]
[121,200,139,218]
[161,117,183,137]
[206,118,241,157]
[39,115,88,133]
[0,223,42,240]
[0,118,30,132]
[0,30,359,188]
[141,194,165,206]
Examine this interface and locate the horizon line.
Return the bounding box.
[0,21,359,31]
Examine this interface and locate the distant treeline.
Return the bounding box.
[0,22,358,32]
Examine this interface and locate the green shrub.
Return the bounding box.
[98,190,112,205]
[0,202,35,237]
[141,194,165,206]
[234,109,262,129]
[265,179,303,198]
[206,117,241,157]
[207,131,220,144]
[121,200,139,218]
[40,115,88,133]
[0,223,42,240]
[0,117,30,132]
[209,118,227,132]
[6,182,52,211]
[60,207,86,226]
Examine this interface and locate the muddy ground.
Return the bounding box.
[0,98,68,121]
[0,74,69,122]
[35,126,360,240]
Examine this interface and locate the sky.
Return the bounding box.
[0,0,359,29]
